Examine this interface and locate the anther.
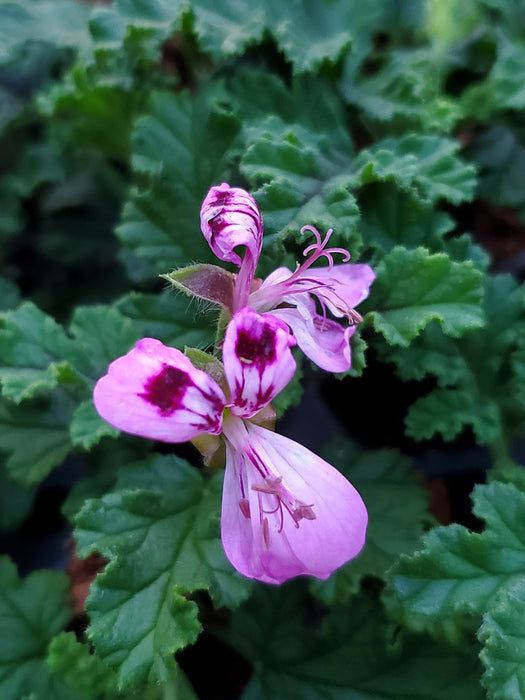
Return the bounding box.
[293,504,316,521]
[239,498,251,519]
[261,518,270,550]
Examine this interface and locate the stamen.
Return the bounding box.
[299,225,351,272]
[293,503,316,522]
[252,475,283,494]
[261,518,270,550]
[239,498,251,519]
[251,475,316,533]
[347,308,363,325]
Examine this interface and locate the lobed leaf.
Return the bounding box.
[352,134,477,205]
[74,456,252,687]
[385,480,525,642]
[365,246,485,346]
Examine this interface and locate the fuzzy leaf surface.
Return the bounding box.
[385,481,525,642]
[0,393,73,485]
[352,134,477,205]
[116,290,216,350]
[479,578,525,700]
[365,247,484,346]
[390,275,525,446]
[241,115,360,257]
[75,456,251,687]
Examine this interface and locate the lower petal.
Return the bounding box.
[221,418,367,584]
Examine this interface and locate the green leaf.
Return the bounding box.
[0,460,36,531]
[342,47,462,131]
[479,578,525,700]
[69,400,120,450]
[384,480,525,642]
[265,0,354,74]
[47,631,199,699]
[225,70,353,142]
[462,37,525,118]
[74,456,252,687]
[466,125,525,217]
[0,392,73,485]
[359,182,455,257]
[47,632,118,698]
[0,556,76,700]
[67,305,139,381]
[116,290,216,350]
[190,0,372,73]
[406,387,502,443]
[0,303,136,405]
[365,247,485,346]
[241,116,361,257]
[352,134,477,205]
[117,90,240,280]
[0,0,91,65]
[0,303,140,473]
[231,584,484,700]
[0,302,86,403]
[311,441,432,604]
[385,275,525,447]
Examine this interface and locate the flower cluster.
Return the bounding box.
[94,184,375,584]
[200,183,375,372]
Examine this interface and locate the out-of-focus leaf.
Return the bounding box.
[0,557,76,700]
[116,91,240,281]
[231,585,484,699]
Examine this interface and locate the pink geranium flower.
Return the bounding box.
[94,308,367,584]
[200,183,375,372]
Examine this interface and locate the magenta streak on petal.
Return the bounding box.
[235,326,277,364]
[224,417,315,549]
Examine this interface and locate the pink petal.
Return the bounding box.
[93,338,226,442]
[298,263,375,318]
[221,417,367,584]
[200,183,263,268]
[270,300,355,372]
[223,308,296,419]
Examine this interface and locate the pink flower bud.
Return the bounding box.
[200,183,263,268]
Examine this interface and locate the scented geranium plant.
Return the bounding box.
[4,1,525,699]
[93,185,372,583]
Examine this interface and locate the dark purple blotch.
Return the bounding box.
[140,364,191,416]
[236,326,276,365]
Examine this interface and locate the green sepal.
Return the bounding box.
[184,347,224,387]
[162,264,235,312]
